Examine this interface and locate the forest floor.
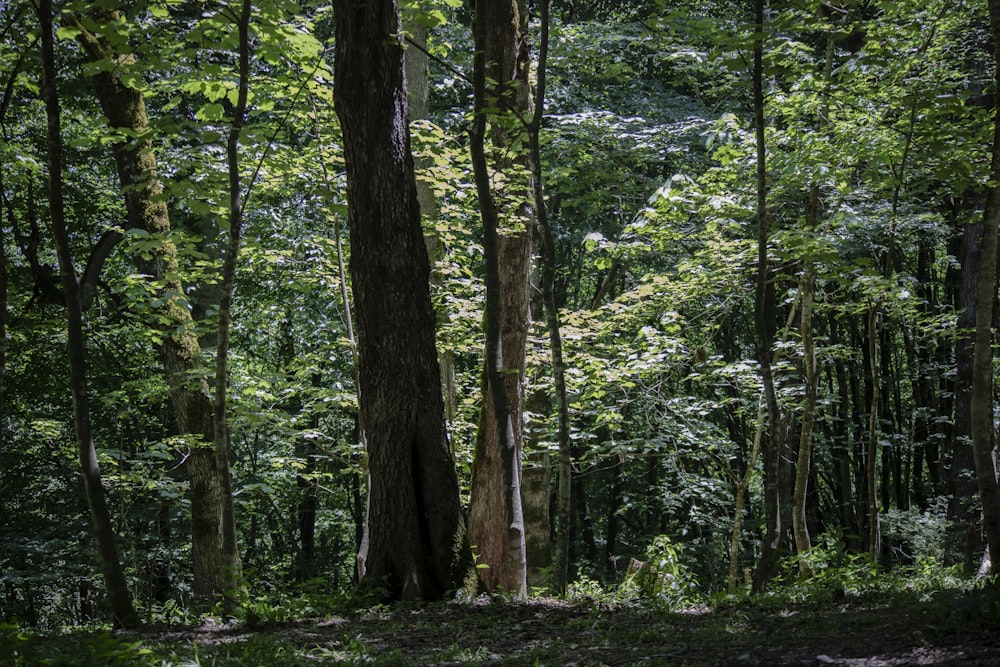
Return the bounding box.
[8,587,1000,665]
[133,589,1000,666]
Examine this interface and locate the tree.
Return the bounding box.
[65,8,238,609]
[467,0,533,598]
[211,0,253,610]
[333,0,470,601]
[971,0,1000,573]
[525,0,571,596]
[37,0,139,629]
[751,0,785,594]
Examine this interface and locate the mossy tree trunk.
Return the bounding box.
[68,9,237,609]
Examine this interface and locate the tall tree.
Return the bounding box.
[37,0,139,629]
[525,0,570,595]
[467,0,533,596]
[333,0,469,601]
[211,0,254,611]
[971,0,1000,572]
[751,0,785,594]
[66,8,234,608]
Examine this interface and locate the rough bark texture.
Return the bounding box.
[971,0,1000,573]
[68,11,230,608]
[333,0,469,601]
[39,0,140,628]
[467,0,533,596]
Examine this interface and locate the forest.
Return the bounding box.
[4,0,1000,664]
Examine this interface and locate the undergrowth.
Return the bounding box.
[4,551,1000,667]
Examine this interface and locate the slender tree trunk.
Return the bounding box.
[209,0,253,613]
[791,22,834,573]
[68,10,232,609]
[729,397,764,593]
[38,0,139,628]
[467,0,532,597]
[751,0,784,594]
[949,211,982,571]
[792,261,817,574]
[333,0,469,600]
[0,171,7,428]
[866,304,881,562]
[971,0,1000,572]
[828,308,860,551]
[525,0,571,596]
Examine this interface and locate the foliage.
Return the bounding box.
[620,535,702,608]
[1,0,998,631]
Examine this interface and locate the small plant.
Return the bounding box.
[619,535,701,608]
[881,498,949,565]
[565,574,608,602]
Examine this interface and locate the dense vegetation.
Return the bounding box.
[4,0,1000,655]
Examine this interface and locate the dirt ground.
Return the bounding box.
[146,593,1000,666]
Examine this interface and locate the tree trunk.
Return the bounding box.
[792,261,817,574]
[948,211,982,571]
[209,0,253,612]
[751,0,784,594]
[467,0,533,597]
[38,0,140,628]
[828,308,860,552]
[866,305,881,562]
[333,0,469,601]
[68,9,233,609]
[0,171,7,429]
[525,0,571,596]
[971,0,1000,573]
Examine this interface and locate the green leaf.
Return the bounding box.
[195,102,225,121]
[55,25,81,40]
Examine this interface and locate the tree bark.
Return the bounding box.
[971,0,1000,573]
[467,0,533,596]
[38,0,139,628]
[333,0,469,601]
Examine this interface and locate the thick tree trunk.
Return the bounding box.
[38,0,140,628]
[467,0,533,597]
[68,11,232,609]
[971,0,1000,573]
[333,0,469,601]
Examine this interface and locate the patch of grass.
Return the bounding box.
[0,623,159,667]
